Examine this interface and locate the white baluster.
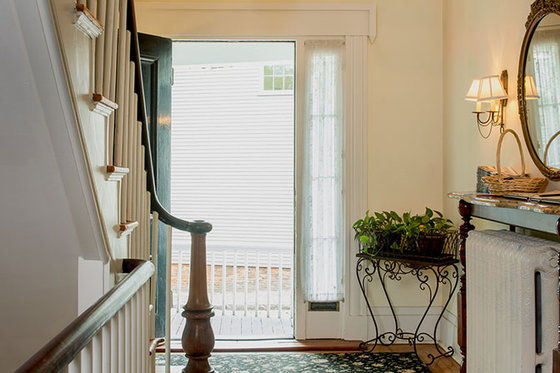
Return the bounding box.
[149,212,158,355]
[165,226,172,373]
[114,0,128,164]
[101,323,110,373]
[244,250,248,316]
[255,251,259,318]
[221,251,227,315]
[233,250,237,316]
[141,286,147,373]
[102,0,116,97]
[137,141,144,256]
[118,309,125,373]
[144,191,150,260]
[110,316,117,373]
[92,331,102,373]
[126,302,132,373]
[210,251,215,304]
[289,260,293,322]
[140,170,147,257]
[125,33,134,223]
[94,0,106,94]
[131,296,137,373]
[267,251,271,318]
[278,253,283,319]
[176,247,183,312]
[81,341,93,373]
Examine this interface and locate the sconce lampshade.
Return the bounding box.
[524,75,540,100]
[465,79,481,101]
[477,75,508,102]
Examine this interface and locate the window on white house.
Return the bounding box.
[263,63,294,92]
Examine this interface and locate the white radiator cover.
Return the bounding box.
[467,230,559,372]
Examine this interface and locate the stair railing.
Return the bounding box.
[16,260,154,373]
[126,1,215,372]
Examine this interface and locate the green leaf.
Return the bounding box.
[359,235,370,243]
[425,207,433,218]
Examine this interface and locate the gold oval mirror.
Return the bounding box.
[518,1,560,180]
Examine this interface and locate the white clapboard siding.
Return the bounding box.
[170,61,294,256]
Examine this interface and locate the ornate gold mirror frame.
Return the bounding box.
[518,0,560,180]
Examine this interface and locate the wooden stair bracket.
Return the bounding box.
[91,93,118,117]
[74,4,103,38]
[118,221,138,238]
[106,165,129,181]
[181,226,215,373]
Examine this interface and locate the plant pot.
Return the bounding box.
[417,233,447,257]
[376,231,401,252]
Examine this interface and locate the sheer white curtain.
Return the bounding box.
[530,30,560,167]
[301,40,345,302]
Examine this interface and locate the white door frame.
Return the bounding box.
[136,2,373,340]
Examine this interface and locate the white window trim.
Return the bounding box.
[139,2,372,341]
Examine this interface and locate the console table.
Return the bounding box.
[449,192,560,373]
[356,252,459,366]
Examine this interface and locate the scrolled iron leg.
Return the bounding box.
[356,257,380,352]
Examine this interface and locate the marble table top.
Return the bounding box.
[448,192,560,215]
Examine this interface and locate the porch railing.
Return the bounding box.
[171,247,293,338]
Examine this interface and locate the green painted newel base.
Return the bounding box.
[156,352,430,372]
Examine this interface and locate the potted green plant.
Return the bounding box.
[353,210,403,256]
[414,208,454,256]
[353,208,454,258]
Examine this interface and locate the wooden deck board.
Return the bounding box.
[171,313,293,340]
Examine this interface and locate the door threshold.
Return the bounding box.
[157,339,363,353]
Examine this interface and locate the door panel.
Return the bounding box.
[139,33,172,337]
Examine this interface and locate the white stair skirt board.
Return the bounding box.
[74,4,103,39]
[467,230,559,372]
[91,93,118,117]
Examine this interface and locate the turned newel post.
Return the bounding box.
[458,200,474,373]
[182,220,214,373]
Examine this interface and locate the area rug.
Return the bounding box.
[155,352,431,372]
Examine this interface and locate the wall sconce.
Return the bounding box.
[465,70,508,138]
[524,75,540,100]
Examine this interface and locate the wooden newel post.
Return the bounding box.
[182,221,215,373]
[458,200,473,373]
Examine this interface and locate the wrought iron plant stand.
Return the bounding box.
[356,252,459,366]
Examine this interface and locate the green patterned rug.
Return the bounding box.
[156,352,431,372]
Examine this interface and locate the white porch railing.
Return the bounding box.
[171,247,293,338]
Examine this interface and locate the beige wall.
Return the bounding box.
[368,0,443,215]
[443,0,559,225]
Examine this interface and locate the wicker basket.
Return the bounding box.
[482,129,548,194]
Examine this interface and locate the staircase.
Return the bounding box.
[13,0,215,371]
